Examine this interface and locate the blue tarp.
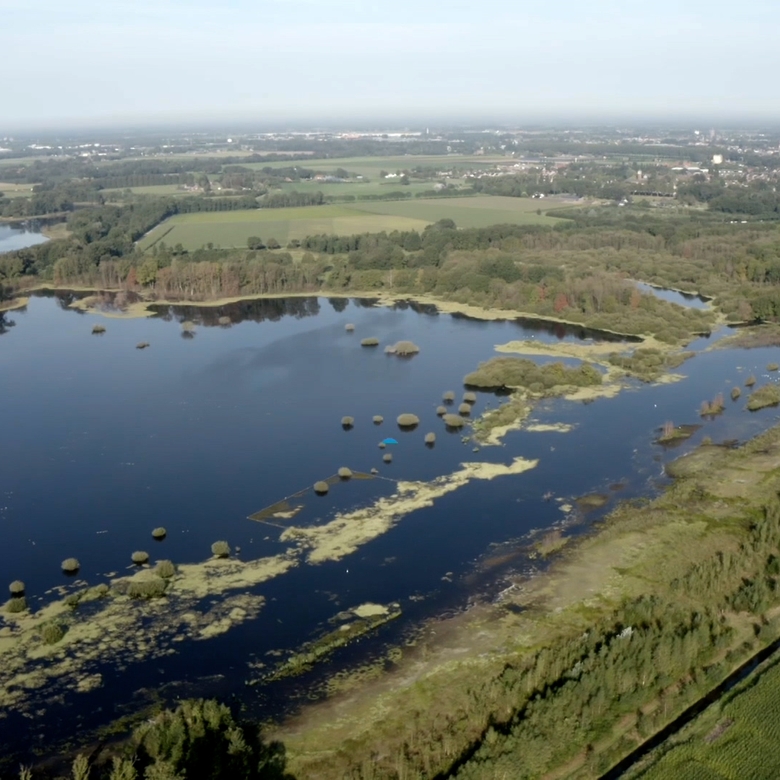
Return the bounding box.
[382,438,399,445]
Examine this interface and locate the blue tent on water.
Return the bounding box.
[382,438,399,445]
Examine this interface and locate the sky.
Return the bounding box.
[2,0,780,130]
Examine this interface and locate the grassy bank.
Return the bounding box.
[269,424,780,779]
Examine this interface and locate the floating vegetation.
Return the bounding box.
[127,576,167,600]
[746,375,757,387]
[136,342,150,350]
[700,393,725,416]
[425,432,436,446]
[436,405,447,416]
[443,414,466,428]
[770,363,780,372]
[360,337,379,347]
[9,580,24,596]
[155,560,176,579]
[525,423,574,433]
[443,391,455,403]
[41,623,65,645]
[314,481,329,495]
[152,527,167,540]
[383,453,393,463]
[345,323,355,332]
[279,457,539,563]
[386,340,420,356]
[338,467,353,479]
[747,385,780,411]
[373,415,384,424]
[463,391,477,403]
[575,493,610,511]
[265,603,402,682]
[458,403,472,415]
[5,596,27,614]
[211,541,230,558]
[397,413,420,429]
[731,387,742,401]
[131,551,150,565]
[91,324,106,334]
[62,558,80,574]
[341,416,354,429]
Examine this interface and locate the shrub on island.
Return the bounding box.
[338,467,353,479]
[9,580,24,596]
[152,527,167,540]
[443,414,466,428]
[361,337,379,347]
[155,560,176,579]
[211,541,230,558]
[127,577,167,600]
[62,558,80,574]
[314,481,329,495]
[132,551,150,565]
[397,413,420,429]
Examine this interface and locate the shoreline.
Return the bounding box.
[24,283,680,342]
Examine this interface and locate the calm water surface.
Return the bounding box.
[1,292,778,762]
[0,223,49,253]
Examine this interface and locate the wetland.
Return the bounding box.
[2,289,780,773]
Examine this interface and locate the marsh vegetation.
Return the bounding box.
[386,340,420,356]
[360,337,379,347]
[151,527,167,540]
[131,551,149,565]
[397,413,420,428]
[91,324,105,334]
[210,541,230,558]
[747,385,780,411]
[464,356,602,392]
[61,558,80,573]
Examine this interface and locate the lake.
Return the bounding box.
[1,292,778,765]
[0,222,49,253]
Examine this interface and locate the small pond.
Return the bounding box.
[0,222,49,253]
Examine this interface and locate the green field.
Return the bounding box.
[138,205,430,251]
[638,652,780,779]
[102,184,192,198]
[352,195,571,228]
[243,154,515,178]
[274,179,445,198]
[0,181,35,198]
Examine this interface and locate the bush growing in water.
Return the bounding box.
[91,324,106,334]
[211,541,230,558]
[387,340,420,356]
[341,416,354,428]
[458,403,472,415]
[155,560,176,579]
[152,527,167,540]
[464,357,602,391]
[397,413,420,428]
[338,467,353,479]
[361,337,379,347]
[731,387,742,400]
[9,580,24,595]
[132,551,150,565]
[314,481,329,494]
[436,405,447,415]
[345,323,355,331]
[463,391,477,403]
[62,558,80,573]
[6,596,27,613]
[41,623,65,645]
[425,432,436,445]
[700,393,725,416]
[128,577,167,600]
[747,385,780,411]
[443,414,466,428]
[373,415,383,424]
[443,391,455,403]
[769,363,779,371]
[746,375,757,387]
[383,453,393,463]
[136,342,150,350]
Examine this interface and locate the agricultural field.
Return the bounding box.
[352,195,574,228]
[637,651,780,779]
[243,154,514,179]
[272,179,446,198]
[0,181,35,198]
[138,204,430,251]
[101,184,192,198]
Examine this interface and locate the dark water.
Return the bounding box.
[0,222,49,253]
[1,292,779,763]
[636,282,711,310]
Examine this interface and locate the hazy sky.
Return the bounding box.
[3,0,779,129]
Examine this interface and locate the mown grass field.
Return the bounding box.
[243,154,514,178]
[273,179,443,198]
[636,651,780,779]
[0,181,35,198]
[352,195,572,228]
[138,205,430,251]
[102,184,191,198]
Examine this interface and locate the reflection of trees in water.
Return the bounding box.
[328,297,348,313]
[0,313,16,335]
[150,296,323,327]
[391,299,439,316]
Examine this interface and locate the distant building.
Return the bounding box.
[712,154,724,165]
